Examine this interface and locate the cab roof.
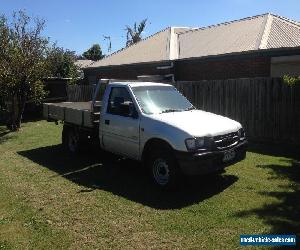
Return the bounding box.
[110,81,173,88]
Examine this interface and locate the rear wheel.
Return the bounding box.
[147,147,181,190]
[62,126,81,154]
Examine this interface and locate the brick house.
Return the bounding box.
[83,13,300,83]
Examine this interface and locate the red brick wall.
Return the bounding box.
[174,56,271,81]
[84,55,272,83]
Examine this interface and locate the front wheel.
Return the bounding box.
[147,149,181,189]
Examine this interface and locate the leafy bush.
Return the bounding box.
[283,75,300,87]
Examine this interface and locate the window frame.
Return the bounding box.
[106,86,138,118]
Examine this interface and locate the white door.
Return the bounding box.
[101,87,140,159]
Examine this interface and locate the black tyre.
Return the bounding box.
[147,147,181,190]
[62,125,81,154]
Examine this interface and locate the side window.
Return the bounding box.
[107,87,137,117]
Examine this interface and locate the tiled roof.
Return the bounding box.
[178,13,300,59]
[87,13,300,68]
[89,27,192,68]
[265,15,300,49]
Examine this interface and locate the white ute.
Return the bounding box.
[44,80,247,188]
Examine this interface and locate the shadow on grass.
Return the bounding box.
[0,126,11,144]
[18,144,237,210]
[236,144,300,245]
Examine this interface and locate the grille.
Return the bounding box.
[213,132,239,149]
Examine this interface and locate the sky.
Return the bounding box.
[1,0,300,55]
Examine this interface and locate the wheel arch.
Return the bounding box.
[141,138,174,164]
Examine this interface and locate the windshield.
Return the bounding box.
[131,85,194,114]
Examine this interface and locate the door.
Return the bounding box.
[101,87,140,159]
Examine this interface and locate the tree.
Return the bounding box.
[82,44,104,61]
[0,11,49,130]
[46,45,79,79]
[125,19,147,46]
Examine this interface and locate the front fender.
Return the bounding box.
[139,117,191,159]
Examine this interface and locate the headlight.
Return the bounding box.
[185,137,205,151]
[238,128,246,140]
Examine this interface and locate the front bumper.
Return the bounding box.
[175,140,248,176]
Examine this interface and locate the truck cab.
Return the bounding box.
[99,81,247,188]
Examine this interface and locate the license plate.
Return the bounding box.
[223,149,236,162]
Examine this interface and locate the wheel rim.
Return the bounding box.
[152,158,170,186]
[68,130,79,152]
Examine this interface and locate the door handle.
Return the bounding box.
[105,119,110,125]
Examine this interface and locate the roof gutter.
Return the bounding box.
[156,62,174,70]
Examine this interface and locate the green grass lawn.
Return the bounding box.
[0,121,299,249]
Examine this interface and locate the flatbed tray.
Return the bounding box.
[43,101,101,128]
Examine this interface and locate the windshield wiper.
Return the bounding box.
[161,109,182,113]
[185,106,196,111]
